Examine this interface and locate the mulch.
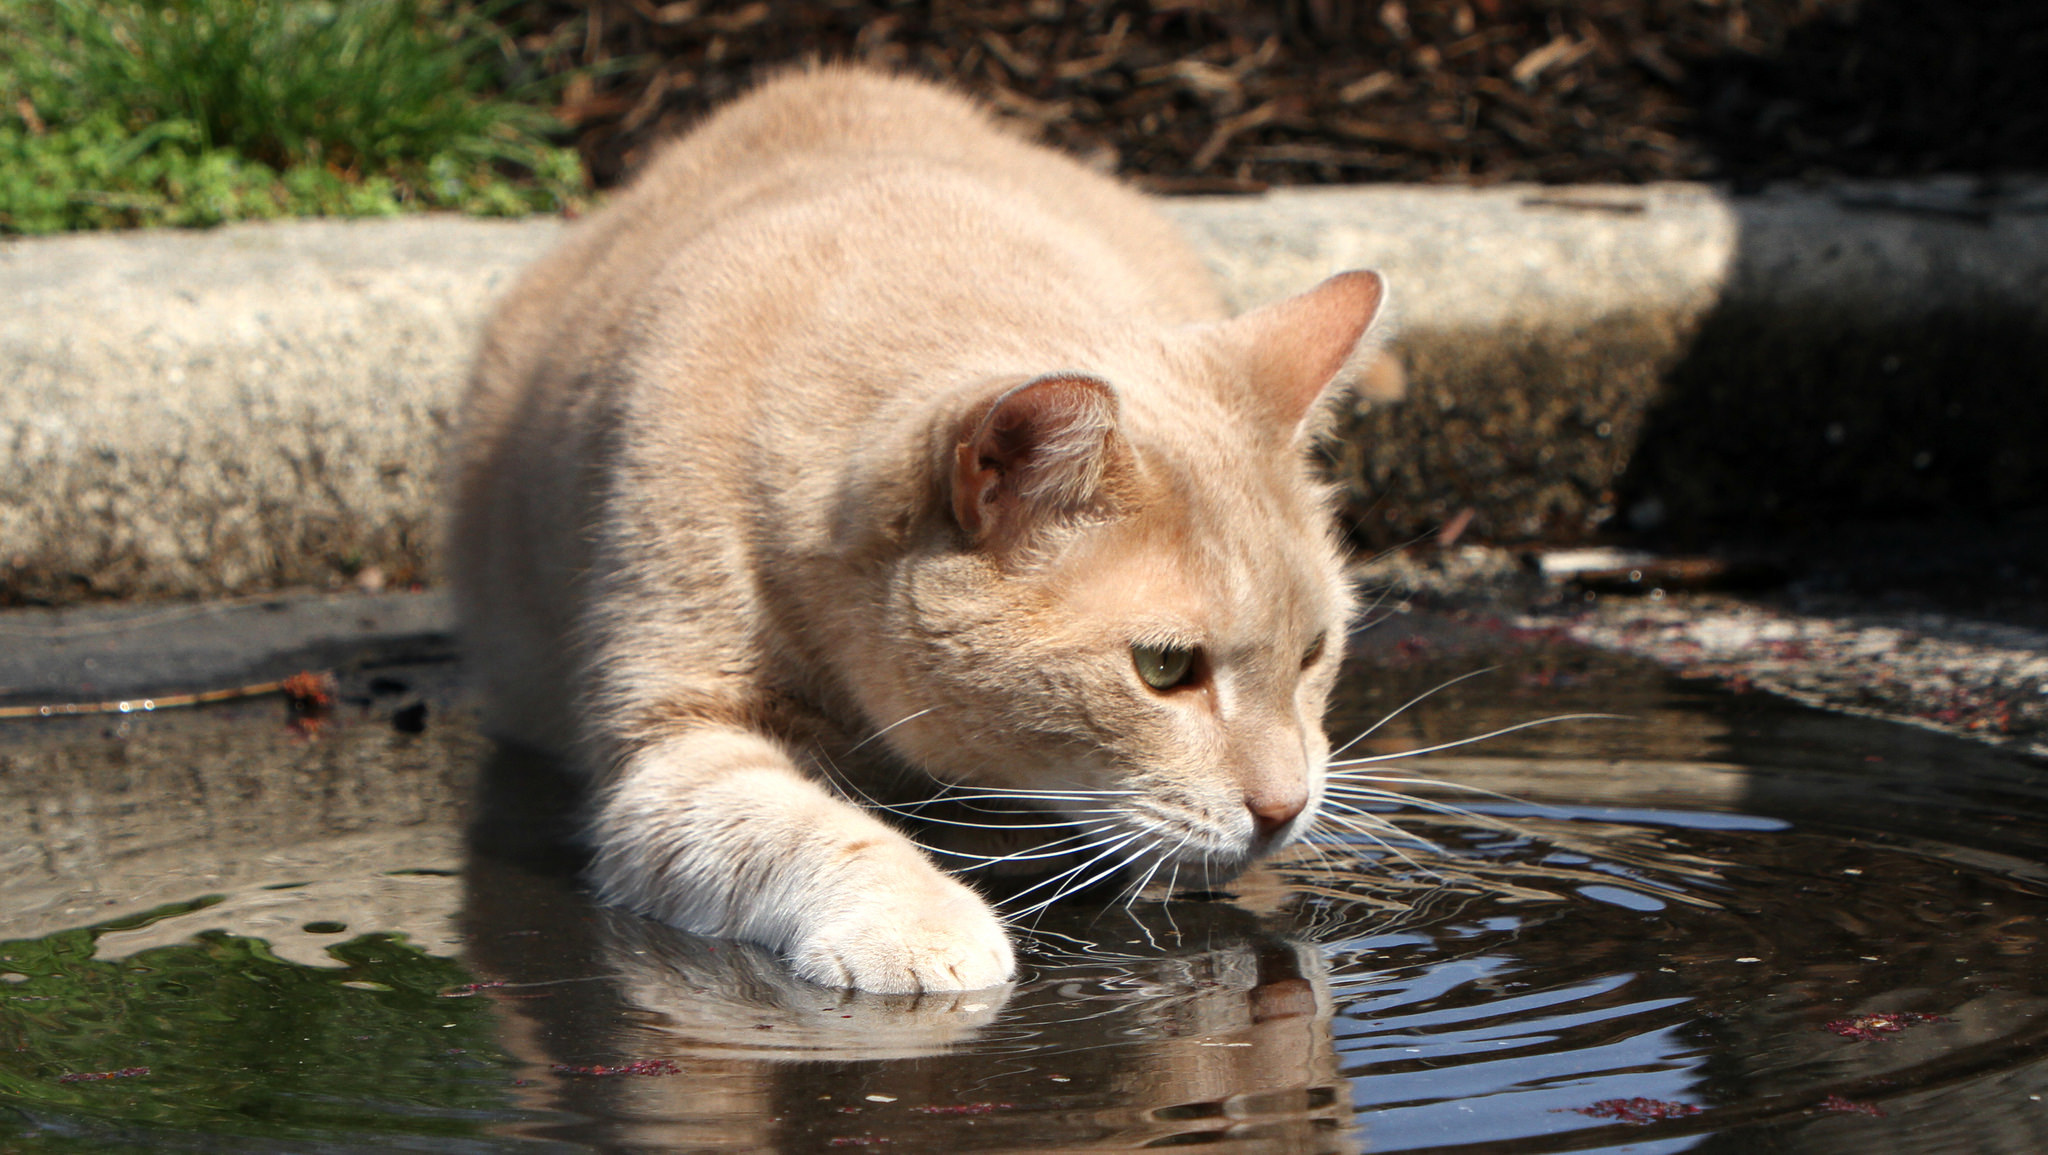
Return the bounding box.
[492,0,2048,193]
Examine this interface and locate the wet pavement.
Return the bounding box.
[1357,544,2048,763]
[5,599,2048,1151]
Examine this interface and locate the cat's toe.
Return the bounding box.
[792,886,1015,993]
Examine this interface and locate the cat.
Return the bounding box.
[446,64,1387,993]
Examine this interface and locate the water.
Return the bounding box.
[4,620,2048,1152]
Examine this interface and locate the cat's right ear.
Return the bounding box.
[1220,269,1387,436]
[951,373,1127,546]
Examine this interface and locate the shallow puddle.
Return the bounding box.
[5,619,2048,1152]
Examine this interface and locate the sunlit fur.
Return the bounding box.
[447,65,1388,993]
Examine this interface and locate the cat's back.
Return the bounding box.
[477,67,1222,401]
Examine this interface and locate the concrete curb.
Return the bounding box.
[4,180,2045,602]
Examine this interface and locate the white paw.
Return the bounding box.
[788,875,1015,994]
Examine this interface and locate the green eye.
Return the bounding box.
[1132,643,1197,691]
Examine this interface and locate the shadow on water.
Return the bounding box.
[5,622,2048,1151]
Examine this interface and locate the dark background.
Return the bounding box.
[494,0,2047,193]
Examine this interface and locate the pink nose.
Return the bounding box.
[1248,793,1305,840]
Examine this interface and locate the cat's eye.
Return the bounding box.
[1132,643,1198,691]
[1302,631,1328,669]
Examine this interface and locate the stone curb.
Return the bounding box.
[4,179,2045,603]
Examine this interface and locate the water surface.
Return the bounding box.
[5,622,2047,1152]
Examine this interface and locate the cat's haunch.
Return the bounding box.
[447,64,1387,993]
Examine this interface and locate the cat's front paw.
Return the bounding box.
[789,873,1014,993]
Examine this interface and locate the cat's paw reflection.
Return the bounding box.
[602,911,1010,1059]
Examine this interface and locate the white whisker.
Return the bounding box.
[1010,837,1159,922]
[1330,713,1626,765]
[925,828,1122,868]
[1322,789,1493,826]
[1322,772,1578,819]
[998,832,1143,914]
[1328,666,1499,759]
[1347,580,1401,636]
[1319,797,1455,850]
[1313,807,1447,874]
[868,806,1104,832]
[924,785,1140,801]
[1118,832,1185,911]
[848,706,939,754]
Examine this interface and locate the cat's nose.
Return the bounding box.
[1247,793,1304,840]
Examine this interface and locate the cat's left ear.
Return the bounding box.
[951,373,1128,546]
[1219,270,1387,435]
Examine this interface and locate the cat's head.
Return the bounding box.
[853,271,1387,897]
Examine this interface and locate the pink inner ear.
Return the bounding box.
[1238,270,1385,427]
[951,373,1119,541]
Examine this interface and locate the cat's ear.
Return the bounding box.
[951,373,1126,545]
[1221,269,1387,434]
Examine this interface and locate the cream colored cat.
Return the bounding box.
[447,65,1386,993]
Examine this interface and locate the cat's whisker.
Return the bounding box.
[1316,799,1433,845]
[811,750,886,810]
[1294,823,1342,879]
[1158,860,1184,939]
[925,826,1123,868]
[1323,771,1579,818]
[1319,796,1456,849]
[922,784,1141,801]
[866,805,1105,832]
[1003,831,1163,921]
[1346,578,1403,637]
[1009,836,1161,923]
[1324,792,1535,844]
[1323,789,1555,852]
[997,832,1145,916]
[1312,806,1448,875]
[1322,786,1494,826]
[915,799,1130,818]
[1327,666,1499,759]
[1117,834,1183,912]
[883,798,1129,823]
[1087,843,1162,928]
[847,706,940,755]
[1343,525,1435,581]
[1329,712,1628,765]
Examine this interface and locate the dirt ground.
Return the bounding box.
[496,0,2047,192]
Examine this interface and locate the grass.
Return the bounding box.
[0,0,587,233]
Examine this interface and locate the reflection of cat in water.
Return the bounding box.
[458,835,1358,1152]
[448,64,1388,992]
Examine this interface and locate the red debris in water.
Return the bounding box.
[1822,1012,1945,1042]
[441,981,508,997]
[1818,1094,1887,1117]
[550,1059,681,1077]
[282,671,336,711]
[908,1102,1015,1116]
[58,1067,149,1083]
[282,670,339,735]
[1573,1097,1704,1124]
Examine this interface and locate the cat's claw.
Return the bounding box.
[789,880,1015,993]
